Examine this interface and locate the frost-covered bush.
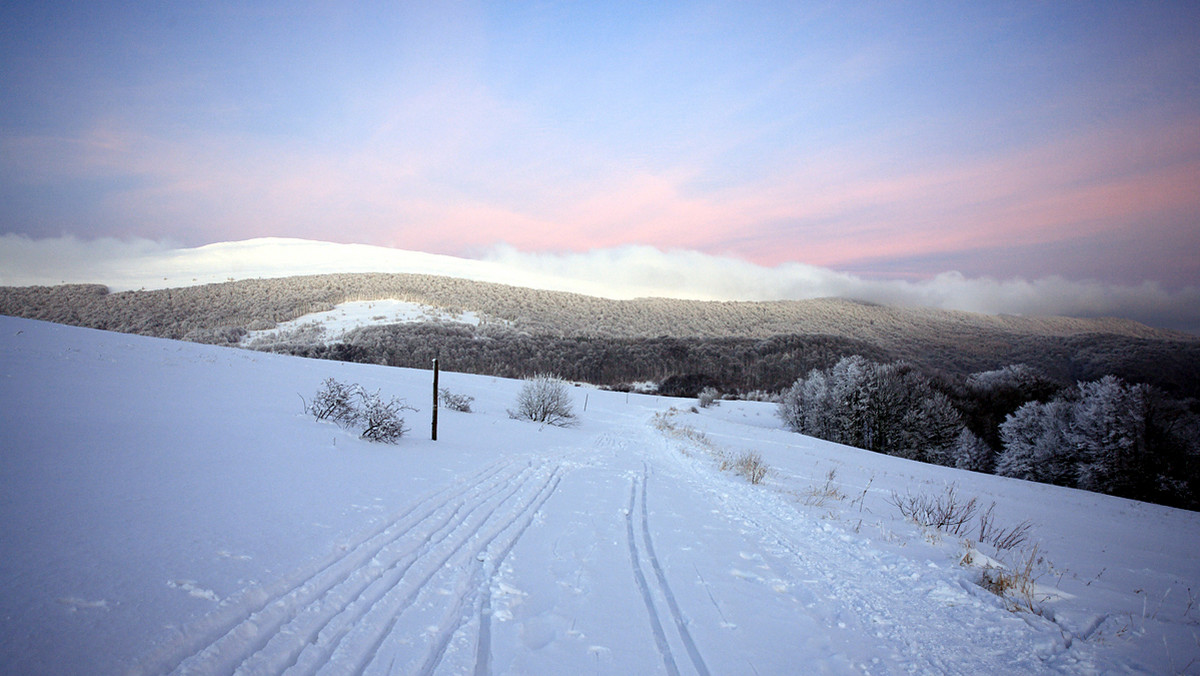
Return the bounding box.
[357,389,413,443]
[697,386,720,408]
[307,378,361,427]
[510,374,576,427]
[439,388,474,413]
[306,378,413,444]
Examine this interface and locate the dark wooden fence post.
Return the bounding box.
[431,358,439,441]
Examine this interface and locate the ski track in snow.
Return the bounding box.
[131,457,562,676]
[133,414,1113,676]
[628,463,712,676]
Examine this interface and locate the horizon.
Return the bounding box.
[2,3,1198,331]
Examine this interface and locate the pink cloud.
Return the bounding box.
[7,101,1197,290]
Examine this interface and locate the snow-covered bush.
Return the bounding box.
[509,374,576,427]
[307,378,361,427]
[357,389,413,443]
[306,378,413,444]
[697,386,720,408]
[439,387,474,413]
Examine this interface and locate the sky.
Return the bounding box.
[1,1,1198,330]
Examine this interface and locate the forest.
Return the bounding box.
[2,273,1198,396]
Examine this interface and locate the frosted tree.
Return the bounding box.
[996,399,1077,486]
[899,389,964,465]
[778,369,830,437]
[952,428,995,473]
[1070,376,1151,498]
[828,355,875,448]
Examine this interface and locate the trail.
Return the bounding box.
[130,411,1112,676]
[132,458,562,676]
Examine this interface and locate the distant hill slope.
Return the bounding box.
[2,273,1198,395]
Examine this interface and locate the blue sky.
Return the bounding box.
[1,1,1198,326]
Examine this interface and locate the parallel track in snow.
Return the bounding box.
[625,462,711,676]
[132,457,562,676]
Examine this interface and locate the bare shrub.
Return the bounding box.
[697,386,720,408]
[439,388,474,413]
[734,451,768,485]
[803,468,845,506]
[510,374,577,427]
[307,378,360,427]
[976,502,1034,551]
[978,545,1043,613]
[888,485,978,535]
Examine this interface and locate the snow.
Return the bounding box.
[244,300,486,346]
[1,315,1198,675]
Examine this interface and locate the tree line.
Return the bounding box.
[778,357,1199,509]
[2,274,1198,398]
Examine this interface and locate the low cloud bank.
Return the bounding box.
[2,235,1197,334]
[485,246,1200,334]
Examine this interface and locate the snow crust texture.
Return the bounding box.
[1,316,1198,675]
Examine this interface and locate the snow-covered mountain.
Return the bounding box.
[4,235,1199,334]
[1,316,1197,674]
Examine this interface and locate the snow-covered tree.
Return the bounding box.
[778,368,830,438]
[1070,376,1151,498]
[952,427,995,473]
[996,399,1077,486]
[899,388,963,465]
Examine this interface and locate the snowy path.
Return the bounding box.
[131,418,1101,675]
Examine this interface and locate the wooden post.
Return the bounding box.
[431,358,439,441]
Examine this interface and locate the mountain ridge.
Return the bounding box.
[2,272,1197,398]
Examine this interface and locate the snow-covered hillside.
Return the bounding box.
[1,316,1197,675]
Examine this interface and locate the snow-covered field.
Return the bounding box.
[1,316,1197,675]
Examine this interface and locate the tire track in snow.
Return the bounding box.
[341,465,562,676]
[129,458,516,676]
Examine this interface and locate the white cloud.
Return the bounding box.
[2,235,1197,334]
